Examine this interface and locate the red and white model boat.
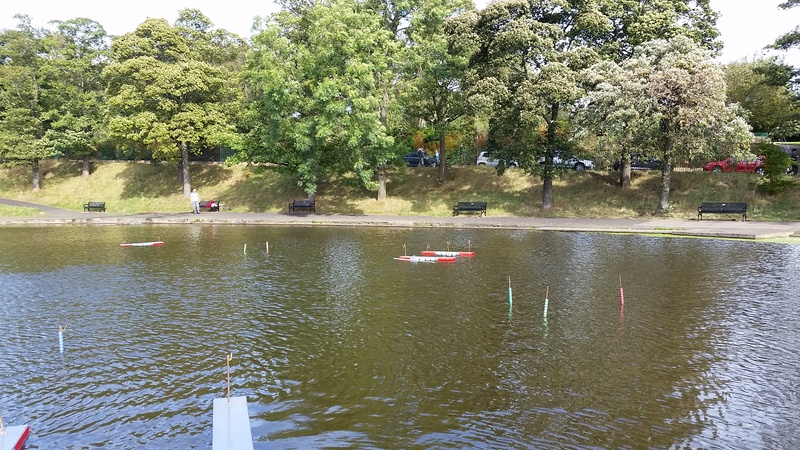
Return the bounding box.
[394,255,456,263]
[119,241,165,247]
[420,250,475,257]
[0,424,30,450]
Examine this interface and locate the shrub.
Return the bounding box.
[758,143,795,195]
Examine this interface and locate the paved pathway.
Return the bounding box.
[2,198,800,240]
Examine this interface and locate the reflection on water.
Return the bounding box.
[1,225,799,448]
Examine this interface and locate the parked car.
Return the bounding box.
[476,151,519,168]
[612,154,662,171]
[539,153,595,171]
[702,156,764,175]
[403,152,437,167]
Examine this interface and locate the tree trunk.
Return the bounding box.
[371,80,391,201]
[542,175,553,210]
[377,166,387,201]
[181,142,191,197]
[31,159,40,192]
[656,157,671,215]
[82,156,90,177]
[620,164,631,188]
[541,103,559,211]
[438,131,446,181]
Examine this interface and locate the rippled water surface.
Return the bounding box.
[1,225,799,449]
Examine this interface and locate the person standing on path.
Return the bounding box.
[190,188,200,214]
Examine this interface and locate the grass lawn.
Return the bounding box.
[1,160,799,221]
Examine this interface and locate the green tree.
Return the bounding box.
[596,0,721,62]
[577,36,752,213]
[237,0,395,197]
[0,15,60,191]
[402,0,472,181]
[757,142,794,195]
[724,58,800,138]
[447,0,608,210]
[103,16,241,197]
[772,1,800,54]
[174,8,249,71]
[44,18,110,177]
[587,0,722,185]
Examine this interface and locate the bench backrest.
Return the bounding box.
[292,200,315,206]
[87,202,105,206]
[456,201,487,208]
[700,202,746,212]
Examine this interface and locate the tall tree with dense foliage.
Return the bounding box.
[595,0,721,61]
[577,36,751,213]
[0,15,60,191]
[238,0,396,197]
[724,58,800,139]
[538,0,722,188]
[44,18,110,177]
[402,0,472,181]
[448,0,612,210]
[103,14,242,197]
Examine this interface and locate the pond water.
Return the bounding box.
[1,225,799,449]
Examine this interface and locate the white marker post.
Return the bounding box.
[507,277,513,313]
[58,325,67,353]
[543,286,549,319]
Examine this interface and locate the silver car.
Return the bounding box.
[476,151,519,168]
[539,153,595,171]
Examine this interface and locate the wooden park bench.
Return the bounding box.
[288,199,316,213]
[200,200,220,212]
[83,201,106,212]
[453,201,487,217]
[697,202,747,221]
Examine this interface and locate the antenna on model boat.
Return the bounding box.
[226,352,233,404]
[213,352,253,450]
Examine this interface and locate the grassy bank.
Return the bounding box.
[1,160,799,220]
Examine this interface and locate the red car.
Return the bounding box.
[703,156,764,174]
